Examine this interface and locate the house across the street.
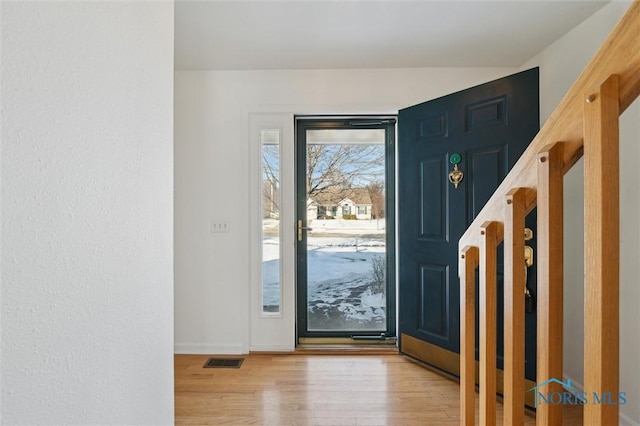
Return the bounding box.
[307,188,373,220]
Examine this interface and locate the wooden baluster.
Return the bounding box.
[536,142,564,426]
[460,245,479,426]
[584,75,620,426]
[480,221,500,426]
[504,188,528,426]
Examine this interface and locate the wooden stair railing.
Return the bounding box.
[459,2,640,425]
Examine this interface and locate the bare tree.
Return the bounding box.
[366,180,385,219]
[306,144,384,199]
[261,143,385,216]
[262,144,279,218]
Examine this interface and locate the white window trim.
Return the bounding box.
[248,113,295,351]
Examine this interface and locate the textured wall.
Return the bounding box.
[1,2,175,424]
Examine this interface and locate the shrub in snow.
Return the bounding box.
[371,255,386,294]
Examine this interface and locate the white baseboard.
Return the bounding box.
[563,373,584,393]
[249,344,295,352]
[620,412,640,426]
[174,344,246,355]
[563,374,639,426]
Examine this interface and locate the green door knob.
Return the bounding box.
[450,153,462,165]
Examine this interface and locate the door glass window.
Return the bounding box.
[261,129,280,314]
[299,125,392,333]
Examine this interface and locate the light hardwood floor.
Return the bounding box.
[175,352,582,425]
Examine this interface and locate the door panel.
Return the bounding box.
[468,145,507,221]
[417,112,448,139]
[466,95,507,131]
[398,68,539,385]
[419,157,448,241]
[418,264,449,339]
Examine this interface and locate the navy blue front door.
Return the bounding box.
[398,68,539,381]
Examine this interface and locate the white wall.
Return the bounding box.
[1,2,175,424]
[521,2,640,424]
[173,67,517,354]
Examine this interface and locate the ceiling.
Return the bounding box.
[174,0,610,71]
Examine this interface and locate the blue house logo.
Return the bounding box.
[527,378,577,407]
[528,377,627,407]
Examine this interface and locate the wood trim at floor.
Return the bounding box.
[401,333,537,408]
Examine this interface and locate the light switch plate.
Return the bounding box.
[210,220,230,233]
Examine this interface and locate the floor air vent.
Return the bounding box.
[203,358,244,369]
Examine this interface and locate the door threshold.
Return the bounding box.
[296,344,398,355]
[298,337,397,345]
[297,337,398,354]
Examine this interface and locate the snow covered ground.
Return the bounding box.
[263,218,387,331]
